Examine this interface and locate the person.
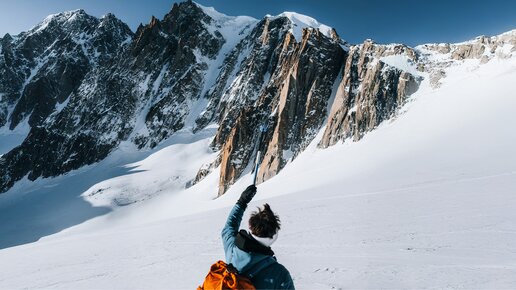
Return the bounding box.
[221,184,295,289]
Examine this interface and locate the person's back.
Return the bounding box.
[251,261,293,289]
[221,185,295,290]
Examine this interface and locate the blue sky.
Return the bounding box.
[0,0,514,46]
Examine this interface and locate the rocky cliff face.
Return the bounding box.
[194,28,516,195]
[0,1,247,192]
[0,10,133,191]
[0,10,132,130]
[214,20,345,194]
[214,38,423,193]
[319,42,422,147]
[1,1,514,195]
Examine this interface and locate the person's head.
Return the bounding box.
[248,203,281,239]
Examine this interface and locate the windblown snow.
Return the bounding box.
[1,18,516,290]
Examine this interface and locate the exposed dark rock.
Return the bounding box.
[201,20,346,194]
[0,10,133,192]
[0,1,239,192]
[0,127,113,192]
[319,41,422,147]
[0,9,133,130]
[1,4,514,195]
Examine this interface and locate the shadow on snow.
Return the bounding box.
[0,127,217,250]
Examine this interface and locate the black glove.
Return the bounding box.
[237,185,257,207]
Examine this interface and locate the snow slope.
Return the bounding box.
[0,51,516,288]
[0,118,30,157]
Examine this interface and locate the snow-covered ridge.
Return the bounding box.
[362,29,516,78]
[194,2,334,44]
[269,11,334,41]
[419,28,516,47]
[193,1,256,23]
[31,9,90,33]
[415,29,515,55]
[185,2,259,130]
[193,1,257,44]
[412,29,515,76]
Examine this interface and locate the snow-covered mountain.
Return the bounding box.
[0,10,132,129]
[1,1,514,196]
[0,1,516,288]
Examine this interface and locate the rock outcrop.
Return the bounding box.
[416,30,516,87]
[0,10,132,130]
[192,16,345,195]
[319,41,422,147]
[255,28,345,184]
[1,2,514,195]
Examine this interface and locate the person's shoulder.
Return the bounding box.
[267,260,292,277]
[270,261,289,271]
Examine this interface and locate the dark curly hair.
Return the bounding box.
[248,203,281,238]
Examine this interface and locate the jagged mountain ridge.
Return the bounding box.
[0,1,514,194]
[0,9,133,130]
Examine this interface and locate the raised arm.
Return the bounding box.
[221,185,257,259]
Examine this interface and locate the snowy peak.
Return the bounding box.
[269,11,336,42]
[99,12,131,31]
[131,0,228,59]
[29,9,95,34]
[193,1,257,25]
[0,8,133,130]
[192,1,237,22]
[39,9,87,23]
[19,8,132,55]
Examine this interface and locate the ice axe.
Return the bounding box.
[252,122,269,185]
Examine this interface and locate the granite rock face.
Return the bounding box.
[319,41,422,147]
[193,16,345,195]
[1,2,514,195]
[255,28,345,185]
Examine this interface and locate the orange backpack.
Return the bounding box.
[198,260,256,290]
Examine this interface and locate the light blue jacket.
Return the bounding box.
[222,203,295,289]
